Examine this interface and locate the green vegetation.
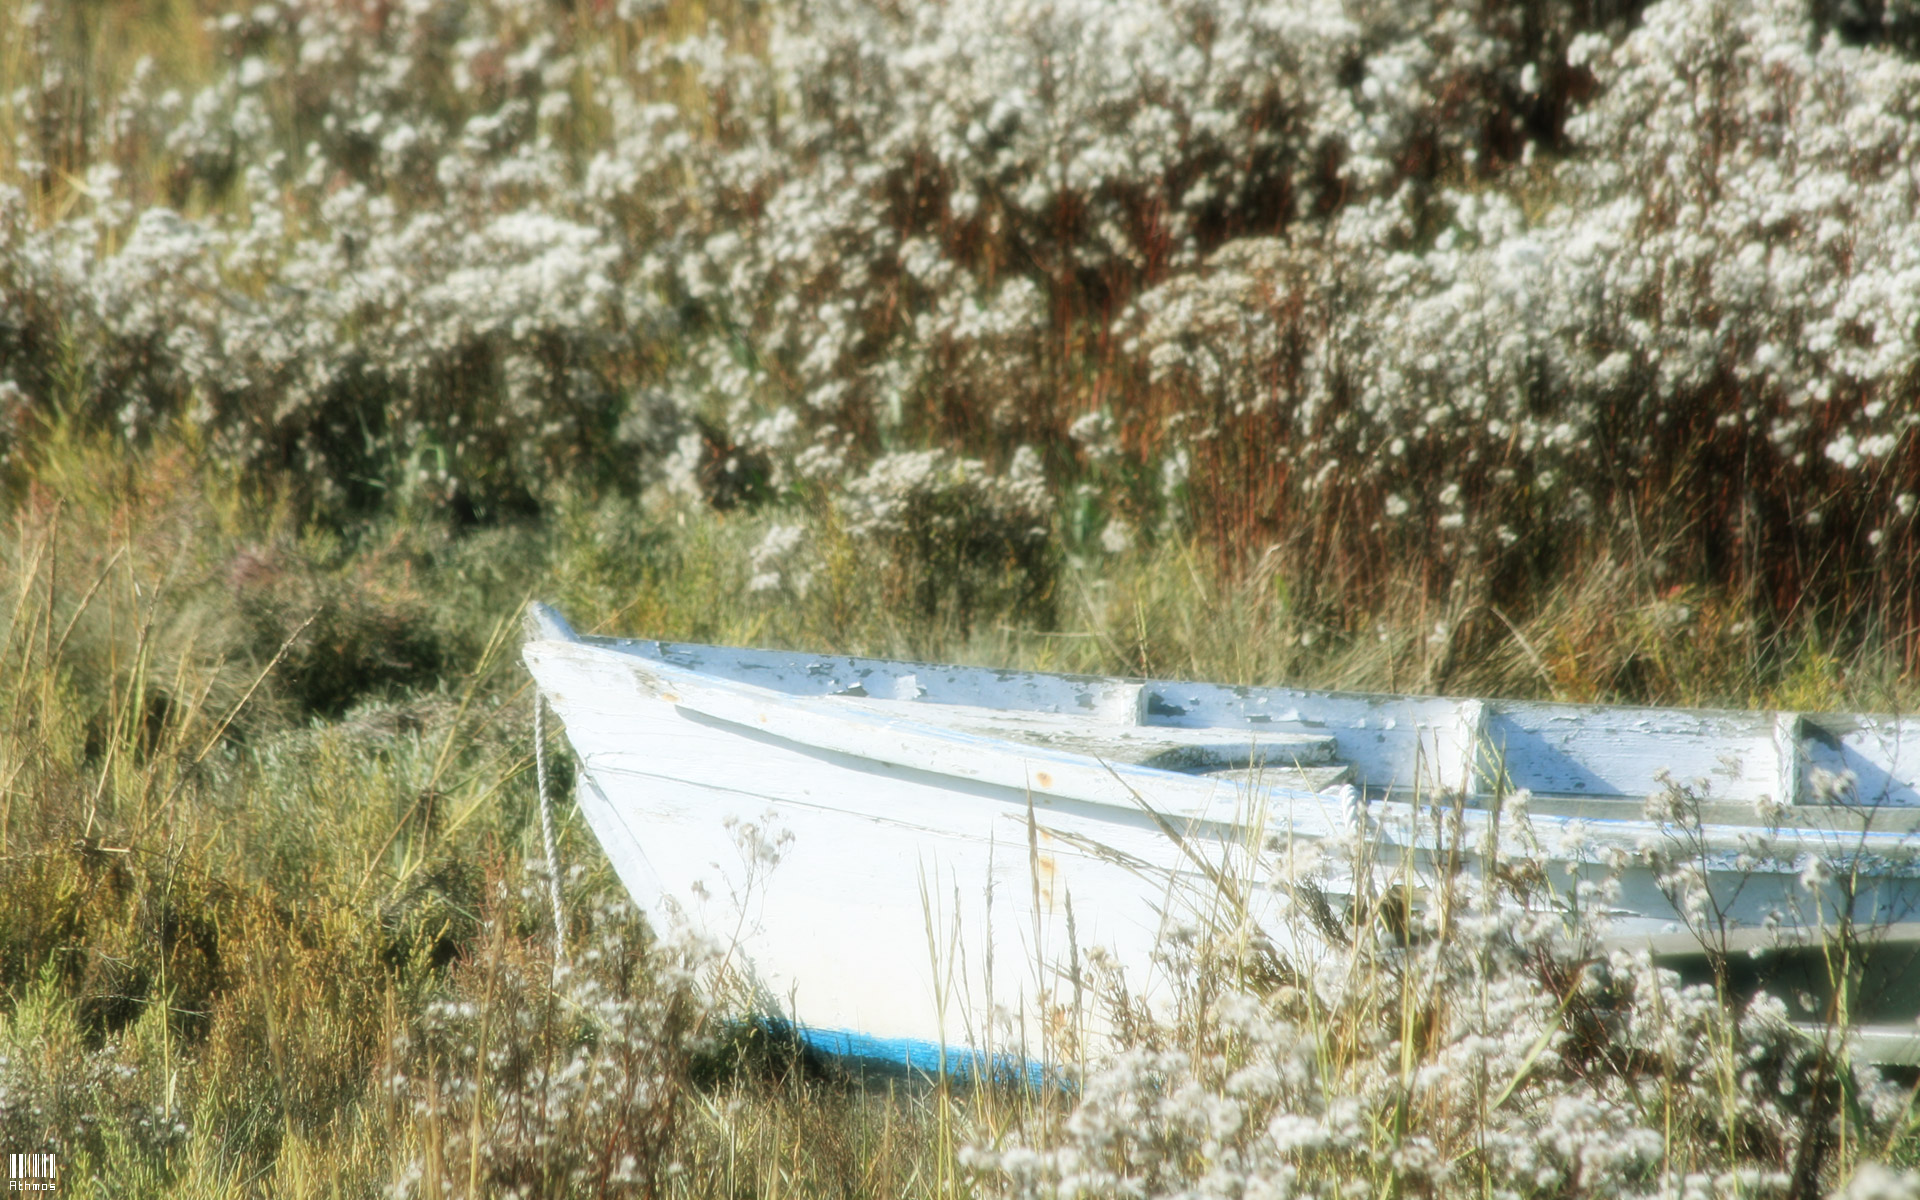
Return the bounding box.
[7,0,1920,1193]
[7,427,1920,1197]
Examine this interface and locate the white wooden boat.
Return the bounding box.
[522,604,1920,1070]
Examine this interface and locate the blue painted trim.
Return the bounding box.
[791,1025,1070,1090]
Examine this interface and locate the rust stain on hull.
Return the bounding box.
[1035,853,1058,910]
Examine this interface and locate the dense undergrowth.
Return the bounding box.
[6,427,1920,1198]
[7,0,1920,1193]
[2,0,1920,678]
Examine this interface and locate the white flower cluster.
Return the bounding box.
[0,980,192,1170]
[841,446,1051,543]
[1129,0,1920,588]
[2,0,665,516]
[837,446,1056,624]
[628,0,1569,492]
[388,888,713,1199]
[3,0,1916,618]
[0,0,1561,503]
[747,522,812,594]
[967,832,1911,1200]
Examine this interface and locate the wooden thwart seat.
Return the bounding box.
[825,696,1355,793]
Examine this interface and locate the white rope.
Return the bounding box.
[534,692,567,964]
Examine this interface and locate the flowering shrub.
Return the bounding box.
[388,887,713,1200]
[0,978,192,1177]
[840,447,1056,629]
[3,0,667,518]
[1131,0,1920,648]
[966,810,1915,1200]
[3,0,1918,646]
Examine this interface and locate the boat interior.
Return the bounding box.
[528,603,1920,828]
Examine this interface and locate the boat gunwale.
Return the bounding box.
[525,631,1920,865]
[567,628,1909,732]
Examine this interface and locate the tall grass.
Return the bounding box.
[4,0,1920,1193]
[5,434,1920,1197]
[0,448,537,1195]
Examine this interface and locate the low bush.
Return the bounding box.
[3,0,1918,661]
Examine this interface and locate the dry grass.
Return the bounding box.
[4,0,1920,1193]
[4,433,1920,1197]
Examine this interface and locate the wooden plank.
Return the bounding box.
[528,635,1920,855]
[1514,795,1920,833]
[1135,685,1477,798]
[1800,715,1920,807]
[1480,704,1778,803]
[1457,699,1487,800]
[570,627,1475,796]
[822,694,1342,774]
[1205,764,1354,792]
[1774,712,1804,808]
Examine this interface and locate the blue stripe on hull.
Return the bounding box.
[792,1026,1065,1089]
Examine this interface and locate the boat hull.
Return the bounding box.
[542,653,1236,1063]
[524,610,1920,1066]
